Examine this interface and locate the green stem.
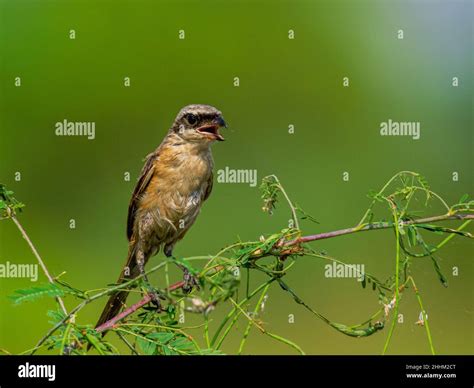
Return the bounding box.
[358,171,419,225]
[267,175,300,230]
[31,260,170,354]
[211,279,275,349]
[265,332,305,355]
[238,284,270,354]
[408,277,435,355]
[115,331,139,355]
[204,316,211,348]
[59,321,73,355]
[9,210,68,315]
[382,202,402,355]
[436,220,471,250]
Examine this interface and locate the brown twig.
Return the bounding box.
[95,212,473,333]
[285,213,473,246]
[7,208,68,315]
[95,266,228,333]
[96,281,184,333]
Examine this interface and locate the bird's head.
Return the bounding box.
[171,104,227,143]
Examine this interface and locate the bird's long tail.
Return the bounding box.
[95,244,142,331]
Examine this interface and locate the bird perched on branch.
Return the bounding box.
[95,104,226,329]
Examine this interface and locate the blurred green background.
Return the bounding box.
[0,0,472,355]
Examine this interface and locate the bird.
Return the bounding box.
[95,104,226,330]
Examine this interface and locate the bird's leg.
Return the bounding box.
[173,262,199,294]
[164,245,199,294]
[136,250,164,311]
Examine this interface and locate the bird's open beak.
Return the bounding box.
[197,116,227,141]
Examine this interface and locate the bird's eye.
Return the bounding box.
[186,113,197,125]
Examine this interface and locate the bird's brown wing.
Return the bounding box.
[96,152,157,334]
[204,171,213,202]
[127,151,157,240]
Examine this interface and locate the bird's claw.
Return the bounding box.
[182,269,200,294]
[141,282,165,311]
[149,291,163,311]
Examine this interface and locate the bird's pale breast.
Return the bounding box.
[136,141,213,249]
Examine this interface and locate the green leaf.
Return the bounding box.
[0,184,25,214]
[137,332,182,355]
[172,257,197,275]
[459,193,469,203]
[137,336,157,355]
[330,321,384,338]
[147,332,174,343]
[407,226,418,247]
[170,336,192,349]
[9,283,65,305]
[192,348,224,355]
[47,309,67,325]
[260,176,280,215]
[296,205,319,224]
[367,190,384,203]
[55,279,87,299]
[429,255,448,287]
[416,224,472,238]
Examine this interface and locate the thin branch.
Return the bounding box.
[408,276,435,355]
[382,199,402,355]
[7,208,68,316]
[358,171,419,225]
[31,260,170,354]
[31,257,210,353]
[271,175,300,230]
[5,174,468,355]
[286,213,473,246]
[238,284,270,354]
[96,280,184,333]
[115,330,139,355]
[94,212,473,336]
